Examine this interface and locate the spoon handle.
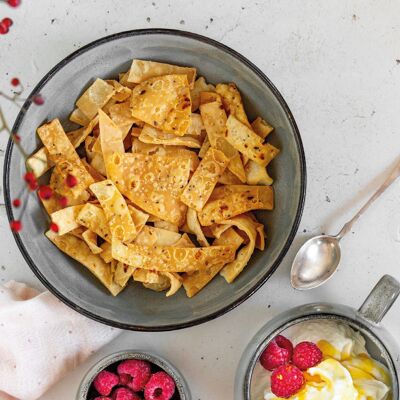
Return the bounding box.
[336,158,400,240]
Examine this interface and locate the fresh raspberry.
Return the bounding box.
[144,371,176,400]
[94,397,112,400]
[260,335,293,371]
[117,359,151,392]
[93,370,119,396]
[38,185,53,200]
[23,172,38,191]
[293,341,322,371]
[112,387,140,400]
[65,174,78,188]
[271,364,305,398]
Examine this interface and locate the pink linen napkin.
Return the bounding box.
[0,281,120,400]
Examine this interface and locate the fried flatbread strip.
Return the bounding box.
[90,180,137,243]
[108,101,138,134]
[37,119,94,198]
[50,205,84,235]
[112,239,235,272]
[114,262,134,288]
[187,208,209,247]
[218,169,243,185]
[76,203,111,242]
[173,233,195,247]
[81,158,106,182]
[82,229,103,254]
[198,185,274,226]
[215,83,251,127]
[200,91,221,105]
[100,242,113,263]
[245,160,273,185]
[98,109,125,182]
[128,59,196,88]
[134,225,181,246]
[119,153,190,225]
[76,78,115,119]
[180,148,229,211]
[106,79,132,102]
[119,71,137,89]
[219,215,258,283]
[133,269,170,292]
[127,205,148,233]
[131,138,199,172]
[139,124,201,148]
[190,76,216,111]
[69,108,90,126]
[182,228,243,297]
[225,115,280,167]
[28,117,98,179]
[251,117,274,139]
[200,101,246,182]
[46,230,123,296]
[198,135,211,159]
[153,220,179,232]
[130,74,191,136]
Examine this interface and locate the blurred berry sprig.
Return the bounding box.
[0,0,21,35]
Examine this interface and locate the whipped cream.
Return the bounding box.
[251,320,391,400]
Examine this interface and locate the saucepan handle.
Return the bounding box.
[358,275,400,324]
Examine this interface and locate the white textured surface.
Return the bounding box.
[0,1,399,399]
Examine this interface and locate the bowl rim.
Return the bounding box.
[3,28,307,331]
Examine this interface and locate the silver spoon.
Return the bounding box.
[291,159,400,290]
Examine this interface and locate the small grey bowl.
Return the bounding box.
[77,350,190,400]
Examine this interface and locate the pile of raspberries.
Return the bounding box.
[90,359,177,400]
[259,335,323,398]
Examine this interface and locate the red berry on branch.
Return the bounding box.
[10,220,22,232]
[66,174,78,188]
[12,198,21,207]
[2,18,13,28]
[13,134,21,142]
[59,196,68,207]
[38,185,53,200]
[10,77,19,86]
[50,223,59,233]
[23,171,38,191]
[7,0,21,7]
[0,21,9,35]
[32,94,44,105]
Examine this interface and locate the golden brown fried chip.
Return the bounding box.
[37,119,94,198]
[134,225,182,246]
[190,76,216,111]
[69,108,90,126]
[46,230,123,296]
[90,180,137,243]
[218,169,243,185]
[112,239,235,272]
[113,262,134,287]
[128,59,196,88]
[76,78,115,119]
[180,148,229,211]
[82,229,103,254]
[99,242,113,263]
[198,185,274,226]
[182,228,244,297]
[130,74,191,136]
[200,101,246,182]
[198,135,211,159]
[225,115,280,167]
[118,153,190,225]
[76,203,111,242]
[251,117,274,139]
[186,208,209,247]
[106,80,132,102]
[215,83,251,127]
[219,215,258,283]
[50,205,84,235]
[138,124,201,148]
[245,160,273,186]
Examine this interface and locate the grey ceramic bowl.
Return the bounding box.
[76,350,190,400]
[3,29,306,330]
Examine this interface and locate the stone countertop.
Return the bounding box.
[0,0,399,398]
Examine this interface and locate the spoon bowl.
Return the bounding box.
[291,235,341,290]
